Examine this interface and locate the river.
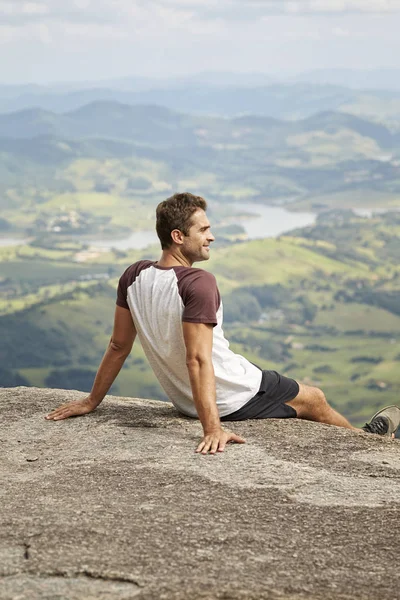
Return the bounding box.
[0,237,31,247]
[0,203,316,250]
[92,203,316,251]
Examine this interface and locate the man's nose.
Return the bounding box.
[208,231,215,242]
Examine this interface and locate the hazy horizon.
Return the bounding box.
[3,67,400,89]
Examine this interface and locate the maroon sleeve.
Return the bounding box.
[180,270,221,327]
[116,260,154,310]
[116,267,130,309]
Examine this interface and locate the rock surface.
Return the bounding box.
[1,387,400,599]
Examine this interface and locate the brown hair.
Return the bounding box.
[156,192,207,249]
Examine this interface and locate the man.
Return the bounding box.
[46,192,400,452]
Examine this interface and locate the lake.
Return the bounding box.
[230,202,315,239]
[0,237,31,247]
[92,203,316,251]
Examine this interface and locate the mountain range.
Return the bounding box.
[0,102,396,149]
[1,102,399,220]
[1,80,400,125]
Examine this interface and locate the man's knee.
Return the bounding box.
[295,383,326,405]
[305,387,328,416]
[289,384,328,419]
[311,387,327,407]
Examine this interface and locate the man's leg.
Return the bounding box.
[286,383,359,431]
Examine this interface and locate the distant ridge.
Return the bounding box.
[0,102,196,146]
[2,80,400,121]
[66,100,179,120]
[0,102,394,150]
[299,111,393,147]
[0,134,169,164]
[291,68,400,91]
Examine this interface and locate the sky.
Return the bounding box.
[0,0,400,84]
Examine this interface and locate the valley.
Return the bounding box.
[1,95,400,427]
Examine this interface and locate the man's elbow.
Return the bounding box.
[186,355,213,371]
[109,339,132,357]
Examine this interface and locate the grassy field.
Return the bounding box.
[205,236,367,293]
[291,190,400,212]
[287,129,382,164]
[313,302,400,332]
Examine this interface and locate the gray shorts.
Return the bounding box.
[221,369,299,421]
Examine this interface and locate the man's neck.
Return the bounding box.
[156,250,192,268]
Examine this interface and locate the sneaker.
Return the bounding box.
[362,405,400,437]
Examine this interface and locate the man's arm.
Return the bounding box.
[182,321,245,454]
[46,306,136,420]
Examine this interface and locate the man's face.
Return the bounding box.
[181,209,215,263]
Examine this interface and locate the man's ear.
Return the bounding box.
[171,229,184,245]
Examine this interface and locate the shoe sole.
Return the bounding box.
[368,405,400,437]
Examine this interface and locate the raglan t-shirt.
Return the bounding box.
[116,260,262,418]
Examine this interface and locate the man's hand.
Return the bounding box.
[196,428,245,455]
[45,397,96,421]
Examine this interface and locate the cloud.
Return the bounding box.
[0,0,208,45]
[0,22,51,44]
[0,0,119,25]
[281,0,400,14]
[332,26,350,36]
[0,0,398,53]
[0,2,49,15]
[147,0,400,18]
[1,0,399,29]
[128,0,400,25]
[0,0,399,83]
